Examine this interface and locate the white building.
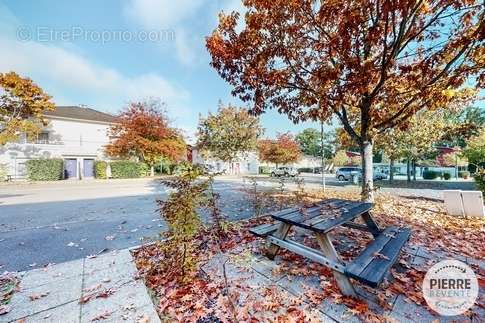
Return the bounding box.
[0,106,116,179]
[191,148,330,175]
[191,149,260,175]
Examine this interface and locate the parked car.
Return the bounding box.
[335,167,361,181]
[270,167,299,177]
[336,167,388,181]
[373,170,388,180]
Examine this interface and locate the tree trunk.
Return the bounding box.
[412,160,416,181]
[360,140,374,202]
[389,158,394,182]
[150,165,155,177]
[406,158,411,182]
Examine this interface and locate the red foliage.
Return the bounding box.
[105,99,186,165]
[258,132,302,166]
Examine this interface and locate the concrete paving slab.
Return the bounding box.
[79,280,156,323]
[17,300,80,323]
[83,260,137,291]
[1,275,82,322]
[83,249,132,272]
[250,257,287,281]
[388,294,469,323]
[20,258,84,290]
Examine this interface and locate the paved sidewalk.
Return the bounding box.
[1,249,160,323]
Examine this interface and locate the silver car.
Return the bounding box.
[336,167,361,181]
[336,167,388,181]
[270,167,299,177]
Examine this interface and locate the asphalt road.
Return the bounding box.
[0,175,474,272]
[0,178,257,272]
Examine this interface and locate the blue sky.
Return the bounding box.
[0,0,322,142]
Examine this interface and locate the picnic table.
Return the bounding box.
[249,198,411,296]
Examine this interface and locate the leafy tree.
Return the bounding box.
[258,132,301,167]
[296,128,335,159]
[462,129,485,168]
[377,111,449,181]
[440,106,485,148]
[196,103,263,173]
[0,72,54,145]
[106,99,186,176]
[207,1,483,201]
[332,150,349,167]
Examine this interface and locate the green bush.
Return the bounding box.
[422,170,438,180]
[110,161,145,179]
[298,167,315,173]
[26,159,64,181]
[458,171,470,179]
[443,173,451,180]
[139,163,150,176]
[474,169,485,195]
[259,166,271,174]
[94,161,108,179]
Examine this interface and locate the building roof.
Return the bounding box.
[44,106,116,123]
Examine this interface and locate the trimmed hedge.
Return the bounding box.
[422,170,438,180]
[259,166,271,174]
[298,167,315,173]
[110,161,145,179]
[94,161,108,179]
[26,159,64,181]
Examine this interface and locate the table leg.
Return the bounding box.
[315,232,356,297]
[361,211,380,238]
[265,222,291,260]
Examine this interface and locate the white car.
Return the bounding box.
[270,167,299,177]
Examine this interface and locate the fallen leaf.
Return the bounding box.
[29,292,49,301]
[373,252,390,261]
[0,305,10,315]
[91,310,112,321]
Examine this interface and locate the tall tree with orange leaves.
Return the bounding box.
[258,133,301,167]
[105,99,186,176]
[0,72,55,145]
[207,0,483,201]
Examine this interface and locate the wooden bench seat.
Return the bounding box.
[249,222,280,237]
[345,226,411,288]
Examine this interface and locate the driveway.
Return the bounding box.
[0,178,254,272]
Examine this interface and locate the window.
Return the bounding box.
[36,132,49,144]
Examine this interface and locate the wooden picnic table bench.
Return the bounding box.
[249,198,411,296]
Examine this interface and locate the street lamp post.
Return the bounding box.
[320,121,326,192]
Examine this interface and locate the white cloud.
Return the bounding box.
[123,0,205,29]
[124,0,207,66]
[0,35,191,118]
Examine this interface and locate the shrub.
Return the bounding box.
[474,168,485,195]
[443,173,451,180]
[94,161,108,179]
[259,166,271,174]
[26,159,64,181]
[458,171,470,179]
[139,163,150,176]
[110,161,144,179]
[158,163,208,282]
[422,170,438,180]
[298,167,315,173]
